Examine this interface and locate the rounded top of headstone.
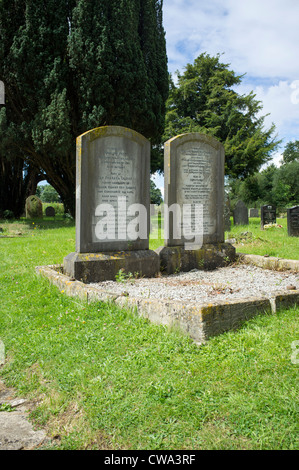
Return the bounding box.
[164,132,224,151]
[26,195,42,204]
[235,200,247,207]
[76,126,150,146]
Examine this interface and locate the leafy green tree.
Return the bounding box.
[0,0,168,217]
[271,161,299,208]
[150,180,163,205]
[164,53,280,179]
[38,184,61,203]
[282,140,299,164]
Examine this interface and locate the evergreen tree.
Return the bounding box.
[164,53,280,179]
[0,0,168,217]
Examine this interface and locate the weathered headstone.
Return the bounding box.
[261,204,276,228]
[287,205,299,237]
[156,132,235,273]
[224,193,231,232]
[249,208,259,217]
[25,195,43,219]
[45,206,55,217]
[233,200,248,225]
[64,126,159,282]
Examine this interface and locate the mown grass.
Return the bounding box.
[0,217,298,450]
[225,217,299,260]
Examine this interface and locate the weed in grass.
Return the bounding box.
[0,403,16,412]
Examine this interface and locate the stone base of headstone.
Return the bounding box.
[63,250,160,283]
[155,243,236,275]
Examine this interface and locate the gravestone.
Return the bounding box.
[261,204,276,228]
[233,200,248,225]
[45,206,55,217]
[249,208,259,217]
[287,205,299,237]
[64,126,159,282]
[224,193,231,232]
[156,132,235,273]
[25,195,43,219]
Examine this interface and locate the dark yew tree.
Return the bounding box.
[0,0,168,217]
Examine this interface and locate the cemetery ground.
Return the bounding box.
[0,215,298,450]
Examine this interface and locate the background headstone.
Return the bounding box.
[233,200,248,225]
[164,132,225,246]
[224,193,231,232]
[261,204,276,228]
[25,195,43,219]
[249,208,259,217]
[287,205,299,237]
[45,206,55,217]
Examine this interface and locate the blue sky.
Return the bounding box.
[152,0,299,195]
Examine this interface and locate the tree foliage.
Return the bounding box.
[229,141,299,210]
[150,180,163,205]
[0,0,168,217]
[282,140,299,164]
[164,53,280,179]
[37,184,61,203]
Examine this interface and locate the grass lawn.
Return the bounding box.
[0,217,298,450]
[225,217,299,260]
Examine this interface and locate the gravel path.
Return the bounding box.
[90,265,299,304]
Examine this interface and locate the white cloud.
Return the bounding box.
[163,0,299,159]
[164,0,299,80]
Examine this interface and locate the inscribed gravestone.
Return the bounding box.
[45,206,55,217]
[75,126,151,253]
[25,195,43,219]
[233,201,248,225]
[287,205,299,237]
[261,204,276,228]
[164,132,225,247]
[64,126,159,282]
[249,208,259,217]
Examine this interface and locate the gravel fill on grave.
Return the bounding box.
[89,264,299,303]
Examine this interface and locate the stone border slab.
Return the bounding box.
[35,264,299,345]
[237,253,299,272]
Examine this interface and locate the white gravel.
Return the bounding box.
[90,264,299,304]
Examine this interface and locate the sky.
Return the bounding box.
[152,0,299,196]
